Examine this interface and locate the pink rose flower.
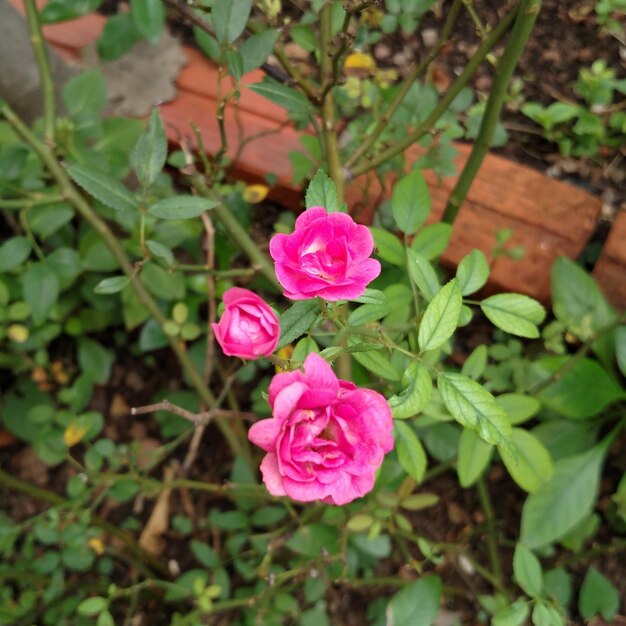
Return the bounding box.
[269,206,381,301]
[248,353,394,505]
[212,288,280,359]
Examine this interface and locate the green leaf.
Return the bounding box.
[248,77,313,119]
[22,262,60,326]
[551,257,616,361]
[392,169,430,235]
[285,523,339,557]
[278,300,319,348]
[456,427,493,487]
[146,240,174,266]
[62,69,107,120]
[418,279,462,351]
[513,543,543,598]
[132,108,167,188]
[411,223,452,260]
[78,337,114,385]
[437,372,511,446]
[39,0,101,23]
[226,48,244,81]
[534,356,625,419]
[520,441,608,548]
[492,599,529,626]
[94,275,130,295]
[500,428,553,493]
[395,422,427,483]
[240,29,279,73]
[212,0,252,43]
[348,337,401,381]
[578,567,619,621]
[66,163,138,212]
[194,27,220,61]
[371,227,405,265]
[456,249,489,295]
[388,361,432,419]
[130,0,164,43]
[141,263,184,300]
[348,303,390,325]
[305,170,341,213]
[461,344,487,380]
[97,12,141,60]
[352,288,386,305]
[29,203,74,239]
[481,293,546,338]
[0,236,31,272]
[148,196,218,219]
[77,596,108,616]
[495,393,540,425]
[615,326,626,377]
[407,249,440,301]
[386,575,441,626]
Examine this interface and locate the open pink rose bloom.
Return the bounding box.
[248,353,394,505]
[269,206,381,301]
[212,287,280,359]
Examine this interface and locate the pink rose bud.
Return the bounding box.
[269,206,381,301]
[212,288,280,359]
[248,353,394,505]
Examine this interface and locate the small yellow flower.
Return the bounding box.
[88,537,105,555]
[344,52,376,77]
[7,324,29,343]
[64,422,88,447]
[243,184,270,204]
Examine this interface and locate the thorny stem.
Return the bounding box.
[0,102,247,465]
[0,467,170,578]
[442,0,541,224]
[345,0,463,169]
[476,477,505,592]
[23,0,56,145]
[348,4,519,178]
[461,0,487,37]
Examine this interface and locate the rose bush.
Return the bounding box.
[269,206,381,301]
[212,287,280,359]
[248,352,394,505]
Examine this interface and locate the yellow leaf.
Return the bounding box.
[275,345,293,373]
[88,537,105,555]
[64,422,87,447]
[243,184,270,204]
[344,52,376,75]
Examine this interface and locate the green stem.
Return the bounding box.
[476,477,505,591]
[0,195,65,210]
[345,0,463,170]
[0,467,170,578]
[441,0,541,224]
[319,3,345,202]
[348,5,518,178]
[0,102,246,464]
[23,0,56,145]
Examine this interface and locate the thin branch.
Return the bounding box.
[0,194,66,210]
[345,0,463,169]
[348,4,519,178]
[476,477,505,591]
[23,0,56,145]
[130,399,257,424]
[441,0,541,224]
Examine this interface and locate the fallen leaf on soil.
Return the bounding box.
[109,393,130,418]
[139,464,176,556]
[0,430,17,448]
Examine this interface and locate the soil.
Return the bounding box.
[2,1,626,624]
